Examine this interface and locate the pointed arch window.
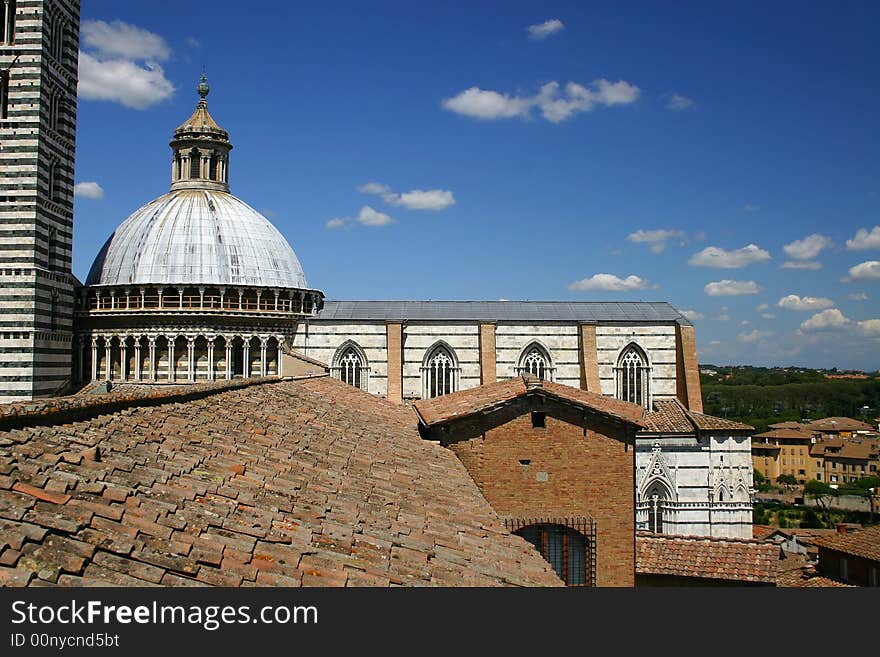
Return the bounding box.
[644,481,669,534]
[47,160,57,201]
[517,343,554,381]
[332,342,369,390]
[422,344,459,398]
[615,344,650,408]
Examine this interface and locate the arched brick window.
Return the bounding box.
[514,523,591,586]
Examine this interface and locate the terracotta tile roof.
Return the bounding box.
[413,375,646,429]
[806,417,875,433]
[642,399,754,434]
[813,526,880,563]
[811,440,877,460]
[753,524,777,541]
[752,428,813,441]
[642,400,693,433]
[768,421,808,431]
[636,532,779,584]
[775,556,854,587]
[0,377,562,587]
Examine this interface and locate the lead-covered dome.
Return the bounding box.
[85,190,308,288]
[85,74,310,290]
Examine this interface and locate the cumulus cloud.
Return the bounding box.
[858,319,880,336]
[783,233,832,260]
[77,21,174,109]
[680,310,704,321]
[666,94,694,111]
[849,261,880,280]
[848,292,869,301]
[73,181,104,200]
[568,274,655,292]
[81,20,171,61]
[762,313,776,320]
[846,226,880,250]
[689,244,771,268]
[358,182,455,211]
[626,229,687,253]
[527,18,565,40]
[357,206,394,227]
[704,280,760,296]
[781,261,822,270]
[739,329,772,344]
[777,294,835,311]
[442,78,639,123]
[325,218,346,230]
[799,309,850,332]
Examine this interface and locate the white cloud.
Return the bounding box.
[78,52,175,109]
[626,229,686,253]
[848,292,869,301]
[357,205,394,227]
[396,189,455,211]
[739,329,772,344]
[568,273,655,292]
[762,313,776,320]
[442,78,639,123]
[325,218,346,230]
[715,306,731,321]
[358,182,455,211]
[689,244,771,268]
[858,319,880,336]
[680,309,704,321]
[527,18,565,40]
[781,261,822,270]
[849,261,880,280]
[756,304,769,311]
[846,226,880,250]
[666,94,694,111]
[704,280,760,296]
[73,181,104,200]
[777,294,835,311]
[81,20,171,61]
[800,309,850,332]
[783,233,832,260]
[78,21,174,110]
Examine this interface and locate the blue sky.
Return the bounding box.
[72,1,880,370]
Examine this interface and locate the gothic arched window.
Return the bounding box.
[615,344,650,408]
[644,481,669,534]
[517,343,553,380]
[332,343,368,390]
[422,344,458,398]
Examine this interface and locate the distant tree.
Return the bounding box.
[805,479,838,527]
[853,476,880,523]
[776,474,797,486]
[754,469,765,485]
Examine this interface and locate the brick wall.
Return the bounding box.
[443,397,635,586]
[578,323,602,393]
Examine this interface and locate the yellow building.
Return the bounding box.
[751,428,814,484]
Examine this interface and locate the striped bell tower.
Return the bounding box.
[0,0,79,401]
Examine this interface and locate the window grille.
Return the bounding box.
[505,517,596,587]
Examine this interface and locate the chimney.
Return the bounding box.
[836,523,847,535]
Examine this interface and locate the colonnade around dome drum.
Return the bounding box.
[76,285,322,316]
[72,332,285,383]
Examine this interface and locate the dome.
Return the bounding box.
[85,190,309,288]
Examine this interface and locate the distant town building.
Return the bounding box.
[751,427,814,484]
[813,525,880,586]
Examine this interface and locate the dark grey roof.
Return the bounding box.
[315,301,692,324]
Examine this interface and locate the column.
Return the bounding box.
[274,290,279,311]
[225,341,232,380]
[220,288,226,309]
[256,290,262,311]
[187,338,195,382]
[104,339,112,381]
[148,338,156,381]
[260,338,267,377]
[134,340,142,381]
[207,339,215,381]
[277,337,285,377]
[198,287,205,310]
[91,336,98,381]
[168,342,176,381]
[243,340,250,378]
[238,289,243,310]
[386,322,403,404]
